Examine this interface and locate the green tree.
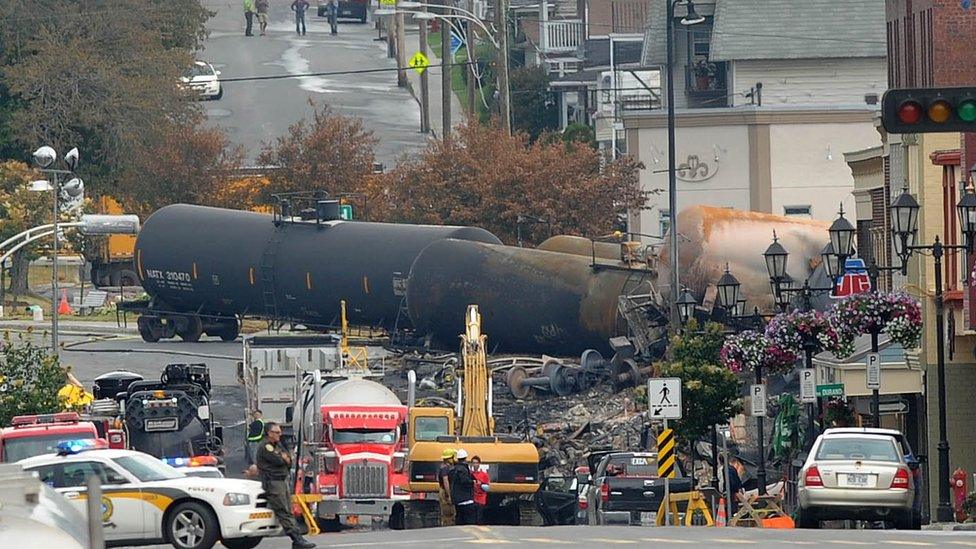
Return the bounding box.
[0,161,55,295]
[562,122,597,149]
[510,66,559,141]
[0,331,68,426]
[658,320,742,445]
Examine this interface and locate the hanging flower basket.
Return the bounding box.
[765,309,852,358]
[720,329,797,375]
[829,292,922,349]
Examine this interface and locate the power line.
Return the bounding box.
[218,61,475,83]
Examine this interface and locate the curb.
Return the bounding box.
[0,321,138,336]
[922,522,976,531]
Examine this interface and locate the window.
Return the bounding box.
[605,455,659,478]
[29,461,128,489]
[413,417,449,442]
[1,431,96,463]
[784,205,812,218]
[816,438,900,462]
[659,210,670,237]
[113,455,184,482]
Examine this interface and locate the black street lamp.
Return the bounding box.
[821,242,840,280]
[828,204,856,264]
[665,0,705,326]
[676,288,697,325]
[716,264,741,311]
[888,181,976,524]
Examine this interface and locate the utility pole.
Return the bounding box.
[395,0,407,87]
[495,0,511,133]
[441,0,452,140]
[466,0,477,116]
[419,6,431,133]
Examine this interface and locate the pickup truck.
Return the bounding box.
[584,451,692,525]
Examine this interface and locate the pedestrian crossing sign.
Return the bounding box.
[409,52,429,74]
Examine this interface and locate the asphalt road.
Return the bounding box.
[228,524,976,548]
[199,0,425,166]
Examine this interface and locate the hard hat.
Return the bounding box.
[456,449,469,460]
[442,448,456,459]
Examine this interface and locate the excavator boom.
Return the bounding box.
[460,305,493,437]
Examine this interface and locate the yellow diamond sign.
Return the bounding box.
[409,52,429,75]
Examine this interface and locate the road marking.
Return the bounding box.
[521,539,577,545]
[704,540,753,545]
[641,539,692,544]
[822,541,874,545]
[464,541,513,545]
[887,542,934,547]
[586,539,638,545]
[324,537,473,547]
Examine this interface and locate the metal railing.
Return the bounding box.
[543,19,583,53]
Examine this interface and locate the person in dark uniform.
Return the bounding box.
[256,422,316,549]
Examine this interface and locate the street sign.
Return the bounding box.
[799,369,817,404]
[750,384,766,417]
[879,401,908,414]
[833,258,872,298]
[816,383,845,398]
[338,204,353,220]
[409,52,430,75]
[866,352,881,390]
[380,0,395,5]
[657,428,676,479]
[647,378,682,419]
[450,31,465,56]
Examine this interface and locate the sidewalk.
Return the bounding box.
[402,26,465,138]
[0,319,137,336]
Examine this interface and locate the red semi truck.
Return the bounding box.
[295,372,411,531]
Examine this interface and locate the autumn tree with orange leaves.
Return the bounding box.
[371,123,647,245]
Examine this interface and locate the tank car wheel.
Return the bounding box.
[506,366,532,399]
[138,316,162,343]
[218,320,240,342]
[176,315,204,342]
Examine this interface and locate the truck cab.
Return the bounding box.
[0,412,101,463]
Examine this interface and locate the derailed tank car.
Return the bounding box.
[405,239,657,356]
[132,204,501,342]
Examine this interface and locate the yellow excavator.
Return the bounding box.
[392,305,542,529]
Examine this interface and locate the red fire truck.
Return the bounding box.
[296,372,411,531]
[0,412,121,463]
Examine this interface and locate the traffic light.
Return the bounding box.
[882,87,976,133]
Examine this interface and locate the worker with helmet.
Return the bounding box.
[438,448,457,526]
[450,449,479,525]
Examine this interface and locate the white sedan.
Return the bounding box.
[180,61,223,100]
[19,442,280,549]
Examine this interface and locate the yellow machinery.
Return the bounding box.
[393,305,542,529]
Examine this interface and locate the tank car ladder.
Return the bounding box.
[260,227,285,331]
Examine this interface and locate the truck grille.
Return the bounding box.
[342,462,387,498]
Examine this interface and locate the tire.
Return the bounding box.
[138,316,162,343]
[894,510,916,530]
[219,320,240,342]
[796,507,819,529]
[166,501,219,549]
[214,85,223,100]
[220,538,262,549]
[118,269,139,287]
[389,503,405,530]
[177,315,204,342]
[316,515,342,532]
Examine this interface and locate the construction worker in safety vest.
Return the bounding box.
[245,409,265,469]
[438,448,457,526]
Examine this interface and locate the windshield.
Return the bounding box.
[413,417,449,442]
[2,432,96,463]
[333,428,397,444]
[816,438,900,462]
[113,455,185,481]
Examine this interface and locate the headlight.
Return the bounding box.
[223,493,251,506]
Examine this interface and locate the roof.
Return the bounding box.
[642,0,885,65]
[709,0,886,61]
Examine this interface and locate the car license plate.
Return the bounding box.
[640,511,655,525]
[846,473,869,487]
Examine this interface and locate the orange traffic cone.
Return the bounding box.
[58,289,73,315]
[716,497,727,527]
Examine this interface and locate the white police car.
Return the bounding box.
[18,440,280,549]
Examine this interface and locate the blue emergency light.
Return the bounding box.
[56,439,106,455]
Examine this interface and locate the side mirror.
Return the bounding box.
[215,70,222,76]
[285,406,294,423]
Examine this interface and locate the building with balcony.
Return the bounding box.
[641,0,887,109]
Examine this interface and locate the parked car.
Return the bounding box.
[535,475,580,526]
[180,61,222,100]
[574,466,591,525]
[585,451,692,526]
[798,431,919,529]
[317,0,367,22]
[824,427,923,527]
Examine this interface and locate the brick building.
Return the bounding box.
[879,0,976,520]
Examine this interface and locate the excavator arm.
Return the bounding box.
[459,305,493,437]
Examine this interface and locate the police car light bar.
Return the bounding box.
[162,455,219,468]
[56,438,108,455]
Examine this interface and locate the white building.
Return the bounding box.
[625,0,887,233]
